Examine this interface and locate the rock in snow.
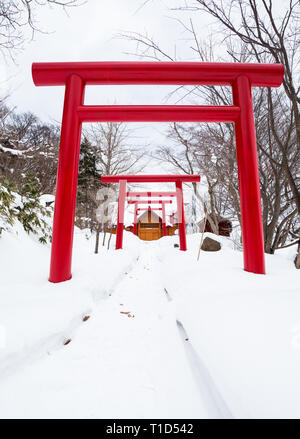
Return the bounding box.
[201,236,221,252]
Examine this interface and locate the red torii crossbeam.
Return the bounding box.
[32,61,284,282]
[127,191,176,197]
[128,199,173,237]
[102,175,199,251]
[137,208,163,210]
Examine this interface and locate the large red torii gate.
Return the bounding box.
[32,61,284,283]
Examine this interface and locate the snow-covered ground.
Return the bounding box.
[0,226,299,418]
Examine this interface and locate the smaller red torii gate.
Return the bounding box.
[101,174,200,251]
[128,199,173,237]
[127,191,176,237]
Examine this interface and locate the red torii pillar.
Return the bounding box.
[133,204,138,236]
[31,61,284,282]
[115,180,126,250]
[162,203,167,237]
[128,199,173,238]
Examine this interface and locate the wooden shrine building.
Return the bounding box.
[134,209,178,241]
[137,210,162,241]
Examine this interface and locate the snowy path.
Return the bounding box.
[0,242,229,419]
[1,229,300,418]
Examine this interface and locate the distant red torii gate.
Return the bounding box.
[127,191,176,236]
[102,174,199,250]
[127,191,176,237]
[128,199,173,237]
[32,61,284,282]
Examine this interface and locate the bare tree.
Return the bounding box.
[157,83,298,253]
[155,122,221,234]
[0,0,82,60]
[173,0,300,214]
[120,6,299,255]
[0,103,59,193]
[94,186,117,254]
[87,122,144,176]
[84,122,145,252]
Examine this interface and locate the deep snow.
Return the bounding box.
[0,225,299,418]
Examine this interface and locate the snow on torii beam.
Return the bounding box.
[128,199,173,237]
[32,61,284,282]
[102,175,199,251]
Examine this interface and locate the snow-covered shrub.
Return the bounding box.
[0,175,53,243]
[0,178,16,235]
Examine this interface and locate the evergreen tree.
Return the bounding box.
[0,174,52,243]
[0,177,15,235]
[16,174,52,244]
[76,138,102,230]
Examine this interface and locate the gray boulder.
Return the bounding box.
[201,237,221,252]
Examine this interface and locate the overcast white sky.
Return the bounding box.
[0,0,213,176]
